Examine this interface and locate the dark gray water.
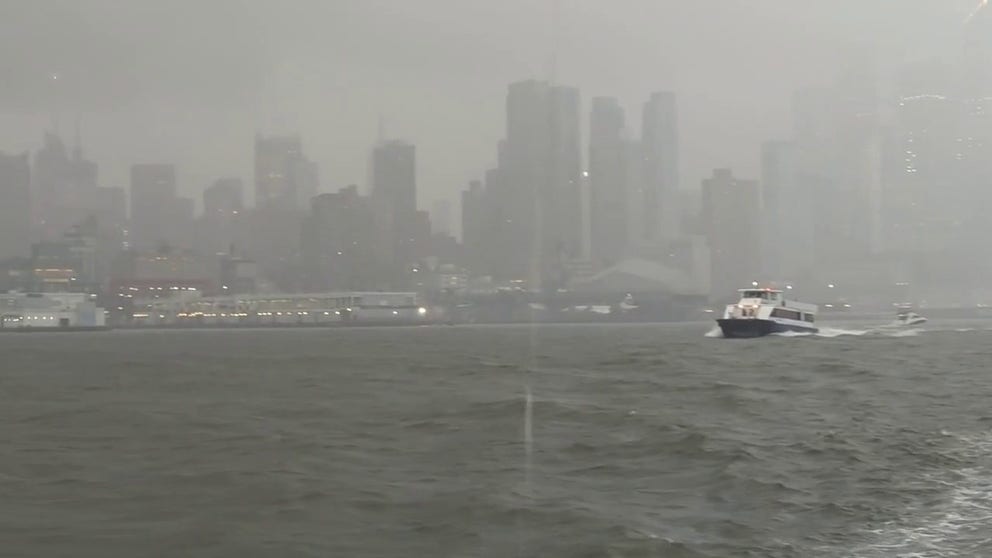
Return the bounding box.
[3,323,992,557]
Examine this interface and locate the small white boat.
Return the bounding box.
[717,287,818,338]
[892,306,927,327]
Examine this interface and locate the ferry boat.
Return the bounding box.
[716,288,818,338]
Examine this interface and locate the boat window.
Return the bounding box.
[803,313,815,323]
[771,308,801,320]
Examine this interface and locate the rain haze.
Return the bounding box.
[0,0,980,204]
[7,2,992,557]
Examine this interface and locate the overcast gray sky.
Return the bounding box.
[0,0,981,210]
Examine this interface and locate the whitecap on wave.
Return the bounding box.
[854,430,992,556]
[769,330,814,338]
[704,325,934,340]
[815,327,869,338]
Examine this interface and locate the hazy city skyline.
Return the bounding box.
[0,0,983,212]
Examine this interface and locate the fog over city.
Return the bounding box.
[0,1,980,200]
[10,4,992,556]
[0,0,991,325]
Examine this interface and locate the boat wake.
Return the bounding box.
[704,326,724,338]
[854,430,992,556]
[706,326,927,339]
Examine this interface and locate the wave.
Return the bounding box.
[708,326,938,340]
[854,429,992,556]
[885,328,922,338]
[815,327,869,338]
[704,326,723,338]
[769,330,814,338]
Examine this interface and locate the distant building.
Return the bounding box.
[431,199,452,237]
[198,178,246,256]
[372,140,417,221]
[589,96,628,267]
[0,152,31,262]
[32,131,98,241]
[495,79,583,286]
[204,177,244,216]
[301,185,385,291]
[109,248,212,318]
[371,140,422,287]
[761,141,813,280]
[218,254,257,295]
[460,180,488,275]
[702,169,761,300]
[27,219,99,293]
[641,91,679,243]
[548,85,583,265]
[254,134,317,211]
[250,135,319,289]
[129,164,194,251]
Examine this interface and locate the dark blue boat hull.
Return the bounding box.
[717,318,818,338]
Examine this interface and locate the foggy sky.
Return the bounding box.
[0,0,979,210]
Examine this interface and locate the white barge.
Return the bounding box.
[0,292,108,331]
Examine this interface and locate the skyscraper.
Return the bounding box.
[372,140,417,220]
[204,178,244,217]
[431,199,452,237]
[129,164,192,251]
[301,185,384,291]
[589,96,628,266]
[254,134,317,211]
[198,178,245,256]
[371,140,420,285]
[761,141,812,280]
[461,180,486,274]
[0,152,31,261]
[702,169,761,300]
[641,91,679,244]
[33,131,99,240]
[548,85,583,263]
[498,79,583,286]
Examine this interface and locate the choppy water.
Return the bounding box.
[4,322,992,557]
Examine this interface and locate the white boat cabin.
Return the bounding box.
[723,288,817,324]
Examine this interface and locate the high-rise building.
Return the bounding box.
[129,164,193,251]
[589,96,628,267]
[761,141,813,280]
[254,134,317,211]
[372,140,417,219]
[204,178,244,217]
[33,132,99,240]
[0,152,31,261]
[461,180,486,274]
[199,179,244,253]
[250,135,316,290]
[301,185,384,291]
[641,91,679,244]
[371,140,420,285]
[701,169,761,300]
[548,85,583,263]
[496,79,584,286]
[431,199,452,237]
[90,186,127,287]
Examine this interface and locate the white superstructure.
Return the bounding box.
[0,292,107,330]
